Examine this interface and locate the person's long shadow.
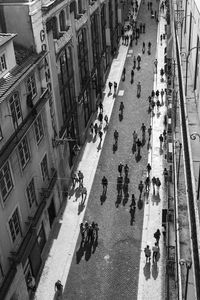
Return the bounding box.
[92,238,98,254]
[143,262,151,280]
[115,194,122,208]
[159,148,163,155]
[76,242,85,264]
[85,241,92,261]
[113,142,118,153]
[152,261,159,280]
[142,136,146,146]
[132,143,136,154]
[68,187,75,199]
[78,202,85,215]
[74,187,81,202]
[130,207,136,225]
[138,197,143,210]
[135,152,141,162]
[107,91,112,97]
[152,192,160,205]
[123,192,129,206]
[119,113,123,122]
[147,140,151,150]
[93,134,97,143]
[97,141,102,152]
[100,193,107,205]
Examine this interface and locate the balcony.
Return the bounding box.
[75,12,88,31]
[89,0,98,14]
[54,27,73,54]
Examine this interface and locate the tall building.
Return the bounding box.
[0,0,124,298]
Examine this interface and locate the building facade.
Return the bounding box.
[0,0,124,298]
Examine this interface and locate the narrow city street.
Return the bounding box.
[63,1,160,299]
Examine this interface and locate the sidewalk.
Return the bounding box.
[137,5,167,299]
[34,25,132,300]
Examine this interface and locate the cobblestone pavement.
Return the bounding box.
[63,1,159,299]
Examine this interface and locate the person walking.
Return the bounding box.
[81,186,87,205]
[152,242,159,262]
[102,176,108,194]
[163,167,168,183]
[78,170,84,186]
[122,67,126,80]
[159,134,164,148]
[136,138,142,156]
[160,34,163,45]
[145,176,150,192]
[154,58,158,73]
[141,123,146,137]
[104,114,108,127]
[137,81,141,98]
[108,81,113,93]
[114,81,117,94]
[114,129,119,143]
[118,162,124,176]
[133,130,138,143]
[161,88,165,105]
[119,101,125,114]
[138,180,144,196]
[156,177,161,193]
[71,172,77,188]
[94,123,98,136]
[137,54,141,69]
[142,42,145,54]
[124,164,129,177]
[133,56,136,69]
[99,129,103,142]
[80,223,85,243]
[131,69,134,83]
[148,125,152,139]
[154,229,161,244]
[148,41,152,54]
[156,99,161,112]
[99,101,103,113]
[130,194,136,209]
[147,163,151,175]
[155,89,159,99]
[144,245,151,263]
[160,68,164,81]
[152,176,157,193]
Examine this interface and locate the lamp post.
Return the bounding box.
[185,46,200,96]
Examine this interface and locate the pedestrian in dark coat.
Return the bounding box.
[102,176,108,194]
[154,229,161,244]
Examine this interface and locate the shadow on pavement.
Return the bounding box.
[100,194,107,205]
[152,261,158,280]
[143,262,151,280]
[78,202,85,215]
[76,243,85,264]
[115,194,122,208]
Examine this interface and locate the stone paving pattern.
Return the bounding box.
[63,1,160,299]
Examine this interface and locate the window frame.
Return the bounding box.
[27,74,37,99]
[0,53,7,74]
[40,153,49,182]
[0,125,3,141]
[18,136,30,170]
[34,115,44,144]
[9,92,23,127]
[0,161,14,203]
[8,206,22,243]
[26,178,37,208]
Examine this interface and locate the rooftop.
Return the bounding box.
[0,44,46,102]
[0,33,16,47]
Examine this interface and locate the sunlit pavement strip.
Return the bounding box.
[34,42,130,300]
[137,8,167,300]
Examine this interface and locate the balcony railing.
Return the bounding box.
[54,27,73,53]
[75,12,88,31]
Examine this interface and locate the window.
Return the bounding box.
[18,137,30,169]
[9,92,23,127]
[0,161,13,202]
[59,10,66,31]
[41,154,49,181]
[27,74,37,99]
[8,207,21,243]
[34,115,44,144]
[0,54,7,73]
[26,178,37,208]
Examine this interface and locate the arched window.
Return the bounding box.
[59,10,66,31]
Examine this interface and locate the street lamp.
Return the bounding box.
[185,46,200,96]
[179,259,192,300]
